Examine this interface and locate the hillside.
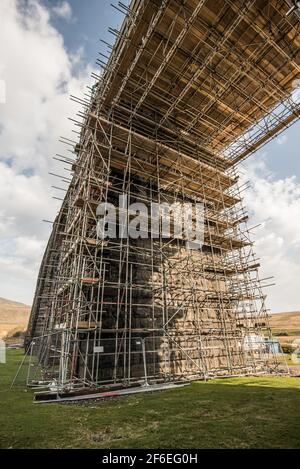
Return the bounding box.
[269,311,300,332]
[269,311,300,347]
[0,297,31,340]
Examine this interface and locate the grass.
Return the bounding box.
[1,350,300,449]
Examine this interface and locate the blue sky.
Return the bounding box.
[0,0,299,312]
[44,0,128,65]
[253,121,300,181]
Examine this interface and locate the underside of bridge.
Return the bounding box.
[25,0,300,390]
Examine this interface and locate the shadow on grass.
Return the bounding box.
[1,349,300,449]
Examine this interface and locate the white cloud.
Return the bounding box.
[276,134,288,145]
[0,0,96,304]
[0,80,6,104]
[52,1,73,22]
[242,156,300,313]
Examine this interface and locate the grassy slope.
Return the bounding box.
[270,311,300,336]
[0,298,30,339]
[1,350,300,449]
[269,311,300,347]
[270,311,300,330]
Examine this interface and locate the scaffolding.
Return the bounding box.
[25,0,299,393]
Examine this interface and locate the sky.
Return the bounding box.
[0,0,299,313]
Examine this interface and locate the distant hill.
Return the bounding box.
[269,311,300,331]
[0,297,31,340]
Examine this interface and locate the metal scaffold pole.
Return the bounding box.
[24,0,299,394]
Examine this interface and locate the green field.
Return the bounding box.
[1,350,300,449]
